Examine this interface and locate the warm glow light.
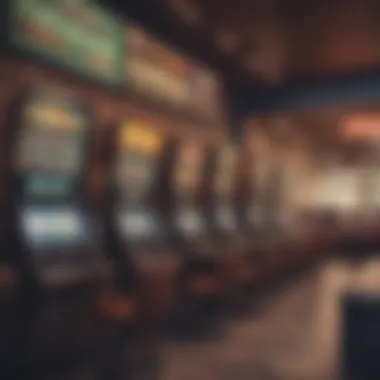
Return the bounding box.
[340,114,380,140]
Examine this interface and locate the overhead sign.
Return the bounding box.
[124,23,222,119]
[9,0,124,85]
[124,24,190,107]
[340,114,380,140]
[188,66,222,119]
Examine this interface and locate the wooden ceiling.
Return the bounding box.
[112,0,380,87]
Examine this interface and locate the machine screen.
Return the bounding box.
[24,173,74,198]
[20,206,90,249]
[175,208,205,237]
[173,143,203,196]
[247,204,265,228]
[117,208,162,242]
[214,146,236,197]
[215,204,236,231]
[15,87,88,198]
[115,120,163,200]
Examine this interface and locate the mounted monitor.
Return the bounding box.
[113,119,165,244]
[11,85,102,286]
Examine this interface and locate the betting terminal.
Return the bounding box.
[166,139,225,335]
[239,129,277,287]
[208,144,253,306]
[106,119,180,325]
[8,86,127,379]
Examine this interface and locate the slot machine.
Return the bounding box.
[105,118,180,326]
[167,134,223,337]
[207,144,253,311]
[279,150,327,269]
[239,123,282,288]
[8,86,132,379]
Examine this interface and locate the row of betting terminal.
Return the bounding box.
[0,85,330,380]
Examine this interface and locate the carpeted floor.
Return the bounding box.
[161,256,380,380]
[161,265,331,380]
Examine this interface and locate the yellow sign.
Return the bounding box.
[24,102,83,131]
[119,120,162,155]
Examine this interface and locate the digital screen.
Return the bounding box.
[173,144,203,193]
[17,128,82,173]
[215,204,236,231]
[116,152,157,198]
[117,208,161,241]
[15,87,88,198]
[116,120,162,199]
[20,206,90,249]
[175,209,205,237]
[25,173,73,198]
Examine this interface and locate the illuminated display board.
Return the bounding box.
[116,119,163,199]
[124,23,190,107]
[117,208,162,241]
[175,208,205,237]
[9,0,124,85]
[15,87,88,198]
[124,22,222,118]
[21,205,90,248]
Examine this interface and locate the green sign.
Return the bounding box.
[9,0,124,86]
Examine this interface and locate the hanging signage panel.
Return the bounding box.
[188,67,222,119]
[124,23,223,119]
[124,24,190,107]
[9,0,124,85]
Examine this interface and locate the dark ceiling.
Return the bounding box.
[109,0,380,89]
[106,0,380,160]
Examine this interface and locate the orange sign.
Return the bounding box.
[340,114,380,140]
